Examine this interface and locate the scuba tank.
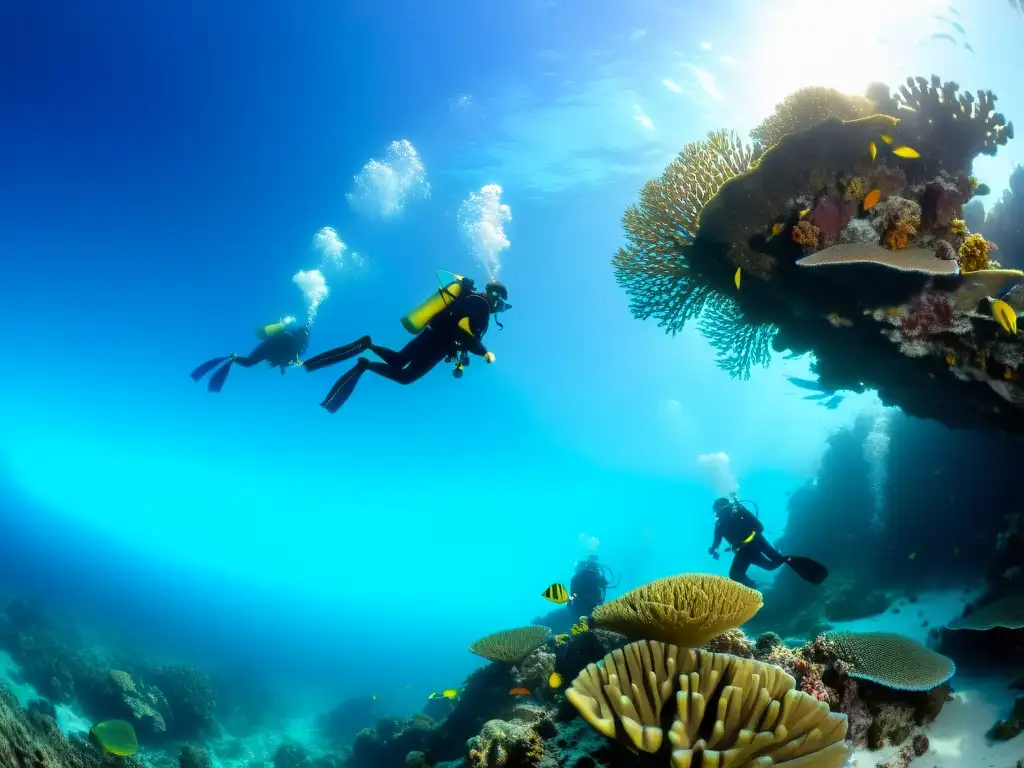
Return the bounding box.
[256,316,297,340]
[400,270,476,334]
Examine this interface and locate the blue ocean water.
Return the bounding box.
[3,0,1024,765]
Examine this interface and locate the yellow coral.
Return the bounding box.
[949,218,968,237]
[553,634,569,646]
[958,233,991,273]
[792,220,820,248]
[886,226,910,250]
[570,617,589,636]
[844,176,867,199]
[751,86,876,149]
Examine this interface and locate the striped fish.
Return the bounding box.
[541,583,570,604]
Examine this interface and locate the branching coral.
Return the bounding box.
[469,627,552,664]
[792,221,820,248]
[751,86,876,149]
[877,75,1014,174]
[697,299,778,380]
[958,232,992,272]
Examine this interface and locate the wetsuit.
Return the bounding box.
[235,328,310,372]
[711,504,786,588]
[304,291,494,412]
[365,292,492,384]
[569,567,609,617]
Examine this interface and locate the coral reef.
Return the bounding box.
[178,745,212,768]
[469,627,552,664]
[613,73,1024,435]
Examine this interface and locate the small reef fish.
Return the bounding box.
[880,135,893,145]
[428,689,459,700]
[949,6,963,18]
[767,222,783,240]
[541,583,570,604]
[549,672,563,689]
[89,720,139,758]
[863,189,882,210]
[734,267,741,290]
[992,298,1019,335]
[869,141,877,161]
[945,352,957,366]
[509,687,532,696]
[892,146,921,159]
[931,32,958,45]
[964,42,974,53]
[822,395,844,409]
[785,375,826,392]
[799,208,810,218]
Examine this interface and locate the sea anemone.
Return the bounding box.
[958,233,992,273]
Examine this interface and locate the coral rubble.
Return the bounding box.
[613,73,1024,434]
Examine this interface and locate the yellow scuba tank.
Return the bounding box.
[400,272,468,334]
[256,316,297,341]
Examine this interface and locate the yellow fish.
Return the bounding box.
[992,298,1018,335]
[548,672,563,689]
[862,189,881,210]
[89,720,139,758]
[734,267,741,290]
[799,208,810,217]
[428,689,458,700]
[869,141,877,161]
[767,222,783,240]
[541,583,570,604]
[945,352,956,366]
[1005,367,1017,381]
[880,134,893,144]
[892,146,921,159]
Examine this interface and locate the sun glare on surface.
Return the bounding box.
[729,0,950,125]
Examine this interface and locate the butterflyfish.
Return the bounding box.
[548,672,563,689]
[992,298,1018,335]
[892,146,921,159]
[509,687,532,696]
[880,134,893,144]
[427,689,458,700]
[734,267,741,290]
[541,583,570,604]
[799,208,810,217]
[89,720,139,758]
[869,141,877,161]
[863,189,882,210]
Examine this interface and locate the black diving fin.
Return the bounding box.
[784,556,829,585]
[190,356,231,382]
[207,359,235,393]
[304,336,371,373]
[321,361,367,413]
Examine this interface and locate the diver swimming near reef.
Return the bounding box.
[708,495,829,589]
[569,555,619,617]
[190,316,309,392]
[303,272,511,413]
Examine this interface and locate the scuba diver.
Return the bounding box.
[569,555,619,617]
[708,495,829,589]
[302,272,511,413]
[190,316,309,392]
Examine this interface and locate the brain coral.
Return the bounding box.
[591,574,763,648]
[828,631,955,691]
[566,639,851,767]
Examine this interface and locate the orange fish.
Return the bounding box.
[863,189,881,210]
[509,687,532,696]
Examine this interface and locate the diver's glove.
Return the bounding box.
[484,351,496,364]
[708,547,719,560]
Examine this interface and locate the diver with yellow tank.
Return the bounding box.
[190,316,310,392]
[303,272,511,413]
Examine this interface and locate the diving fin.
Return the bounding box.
[207,359,235,393]
[190,356,231,382]
[303,337,371,373]
[321,361,367,413]
[784,556,829,585]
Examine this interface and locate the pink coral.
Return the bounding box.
[898,293,956,340]
[809,199,842,244]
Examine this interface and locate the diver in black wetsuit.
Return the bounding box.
[708,496,829,589]
[303,279,511,412]
[569,555,618,617]
[190,318,310,392]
